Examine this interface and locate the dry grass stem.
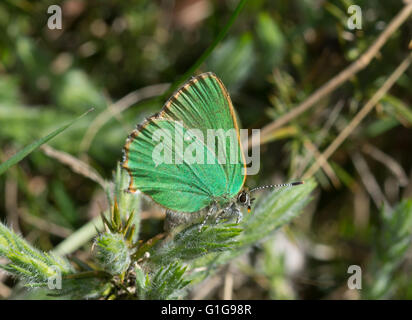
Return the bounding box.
[80,83,169,153]
[41,144,107,189]
[245,3,412,150]
[304,53,412,179]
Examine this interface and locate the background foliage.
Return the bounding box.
[0,0,412,299]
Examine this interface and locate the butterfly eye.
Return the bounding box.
[238,191,249,206]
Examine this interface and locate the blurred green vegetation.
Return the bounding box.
[0,0,412,299]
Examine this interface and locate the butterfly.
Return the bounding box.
[122,72,302,229]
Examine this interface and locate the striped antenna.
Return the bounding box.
[250,181,304,193]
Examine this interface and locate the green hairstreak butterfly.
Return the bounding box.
[122,72,302,229]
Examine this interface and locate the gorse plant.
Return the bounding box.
[0,156,316,299]
[364,200,412,299]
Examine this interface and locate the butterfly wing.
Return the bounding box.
[123,118,228,213]
[160,72,246,198]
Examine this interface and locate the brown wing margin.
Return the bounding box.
[121,72,247,195]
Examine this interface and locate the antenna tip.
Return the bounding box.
[292,181,304,186]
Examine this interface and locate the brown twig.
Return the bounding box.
[191,274,223,300]
[294,100,344,179]
[362,143,409,186]
[19,209,72,238]
[41,144,107,189]
[351,152,389,209]
[301,138,341,188]
[245,2,412,150]
[222,268,234,300]
[403,170,412,198]
[353,184,370,229]
[304,53,412,179]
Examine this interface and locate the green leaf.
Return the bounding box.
[364,199,412,299]
[145,262,191,300]
[381,94,412,126]
[0,221,110,298]
[162,0,248,99]
[239,179,316,246]
[135,264,147,293]
[95,233,131,275]
[0,108,93,176]
[256,12,285,71]
[188,179,316,283]
[150,224,242,265]
[111,163,142,242]
[206,33,255,91]
[0,221,74,284]
[53,69,106,113]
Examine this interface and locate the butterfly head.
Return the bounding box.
[238,181,304,213]
[237,189,255,213]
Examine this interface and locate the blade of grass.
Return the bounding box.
[102,0,247,121]
[52,215,104,256]
[0,108,94,176]
[160,0,248,100]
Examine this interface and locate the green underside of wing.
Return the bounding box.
[123,73,246,213]
[125,119,234,213]
[161,73,245,196]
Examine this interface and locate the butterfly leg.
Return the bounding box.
[216,203,243,224]
[198,202,218,232]
[215,207,229,224]
[228,204,242,224]
[234,208,243,224]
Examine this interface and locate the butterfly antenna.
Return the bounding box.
[250,181,304,193]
